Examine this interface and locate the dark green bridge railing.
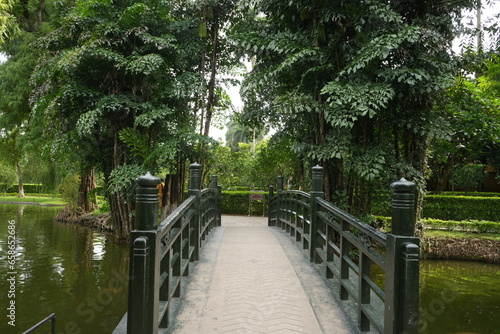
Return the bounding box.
[268,165,420,334]
[113,163,221,334]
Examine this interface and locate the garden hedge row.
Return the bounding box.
[221,191,269,216]
[1,184,106,195]
[373,216,500,234]
[424,195,500,222]
[372,192,500,222]
[0,184,45,193]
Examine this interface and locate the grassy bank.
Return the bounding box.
[0,194,64,206]
[425,230,500,241]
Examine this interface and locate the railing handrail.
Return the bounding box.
[316,197,387,246]
[113,165,221,334]
[158,195,196,232]
[269,166,420,334]
[22,313,56,334]
[280,189,311,199]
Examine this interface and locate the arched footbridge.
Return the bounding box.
[113,163,420,334]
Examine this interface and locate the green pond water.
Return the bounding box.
[419,260,499,334]
[0,204,128,334]
[0,203,498,333]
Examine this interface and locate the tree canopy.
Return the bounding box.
[0,0,499,237]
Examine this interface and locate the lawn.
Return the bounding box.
[0,195,65,206]
[424,229,500,241]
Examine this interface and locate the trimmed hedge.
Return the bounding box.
[424,195,500,222]
[0,184,45,193]
[373,216,500,234]
[372,192,500,222]
[0,184,106,195]
[428,191,500,197]
[221,191,268,216]
[423,218,500,234]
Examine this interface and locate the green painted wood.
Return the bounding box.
[268,166,420,334]
[121,163,221,334]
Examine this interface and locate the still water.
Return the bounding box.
[0,204,499,333]
[0,204,128,334]
[420,260,499,334]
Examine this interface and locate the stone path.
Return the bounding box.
[165,216,358,334]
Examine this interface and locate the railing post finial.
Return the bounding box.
[277,175,284,192]
[312,165,324,193]
[136,172,161,230]
[189,162,202,191]
[310,165,325,263]
[211,175,218,189]
[390,178,417,236]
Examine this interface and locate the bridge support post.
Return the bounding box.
[189,163,202,261]
[309,165,324,263]
[384,178,420,334]
[276,176,284,228]
[128,172,161,334]
[211,175,221,227]
[268,186,274,226]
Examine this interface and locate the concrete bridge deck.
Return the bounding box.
[165,215,361,334]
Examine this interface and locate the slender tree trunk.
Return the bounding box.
[407,133,429,238]
[203,19,219,139]
[78,168,97,213]
[160,167,186,221]
[107,131,134,239]
[16,162,25,198]
[35,0,45,28]
[199,33,207,136]
[433,160,453,194]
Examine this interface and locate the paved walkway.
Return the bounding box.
[165,216,358,334]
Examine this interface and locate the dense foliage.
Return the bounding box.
[230,0,500,235]
[1,0,499,238]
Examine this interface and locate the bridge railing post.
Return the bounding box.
[276,176,284,228]
[211,175,221,227]
[310,165,324,263]
[189,163,202,261]
[384,178,420,334]
[217,185,222,226]
[268,186,274,226]
[128,172,161,334]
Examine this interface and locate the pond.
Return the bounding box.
[420,260,500,334]
[0,204,129,334]
[0,203,498,333]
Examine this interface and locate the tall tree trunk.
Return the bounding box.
[16,161,25,198]
[108,131,134,239]
[203,21,219,139]
[78,168,97,213]
[35,0,45,28]
[433,159,453,194]
[160,168,186,221]
[406,133,429,238]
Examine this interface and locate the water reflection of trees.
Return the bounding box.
[0,204,129,332]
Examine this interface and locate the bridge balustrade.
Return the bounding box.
[113,163,221,334]
[269,166,420,334]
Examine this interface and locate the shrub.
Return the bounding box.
[221,191,268,216]
[371,216,500,234]
[372,192,500,222]
[424,195,500,221]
